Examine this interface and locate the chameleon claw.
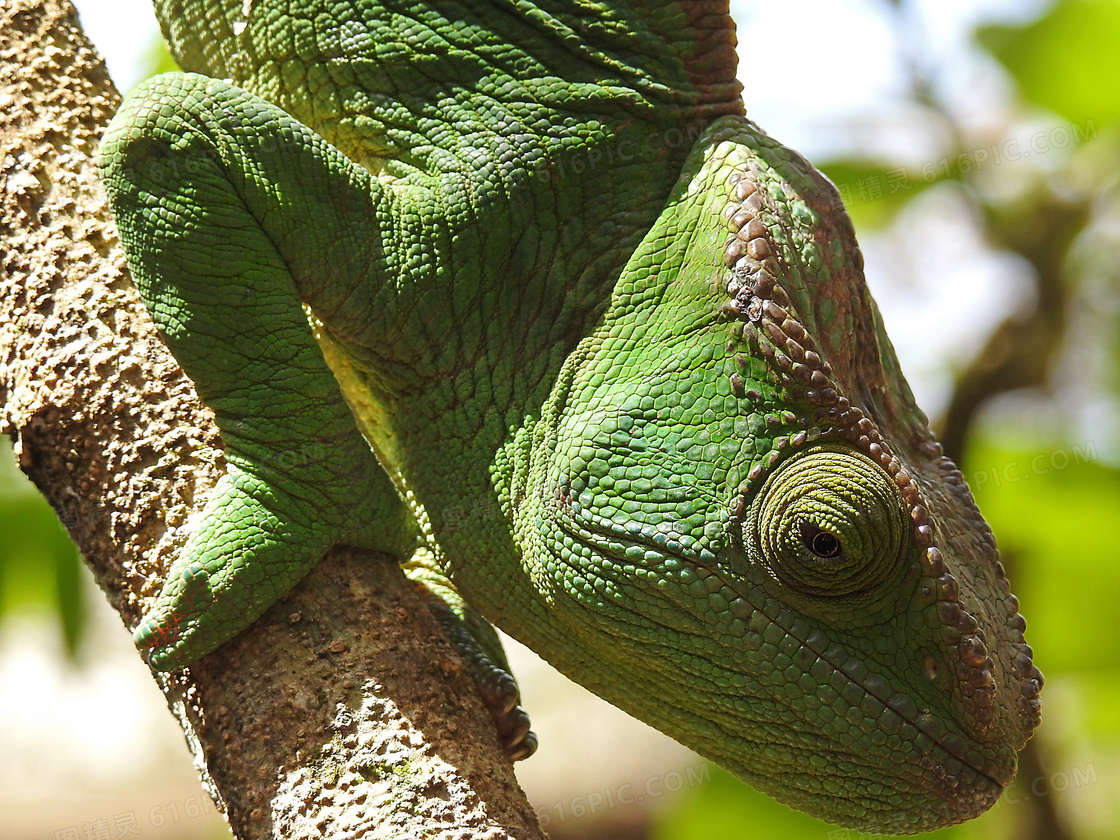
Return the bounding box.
[476,668,537,761]
[499,710,537,762]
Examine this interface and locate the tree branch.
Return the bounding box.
[0,2,545,837]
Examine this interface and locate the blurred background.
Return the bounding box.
[4,0,1120,837]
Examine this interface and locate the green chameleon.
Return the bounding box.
[98,0,1042,832]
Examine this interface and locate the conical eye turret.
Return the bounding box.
[749,442,908,598]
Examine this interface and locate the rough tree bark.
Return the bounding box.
[0,1,546,837]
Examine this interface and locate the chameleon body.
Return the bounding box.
[98,0,1042,832]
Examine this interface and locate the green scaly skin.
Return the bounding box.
[98,0,1042,832]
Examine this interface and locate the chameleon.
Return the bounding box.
[97,0,1042,833]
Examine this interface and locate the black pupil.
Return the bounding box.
[799,521,843,559]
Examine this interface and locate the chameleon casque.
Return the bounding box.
[98,0,1043,832]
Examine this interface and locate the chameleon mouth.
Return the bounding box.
[724,579,1018,801]
[553,500,1016,798]
[713,583,1019,827]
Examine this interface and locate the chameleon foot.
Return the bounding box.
[406,554,537,761]
[426,595,538,761]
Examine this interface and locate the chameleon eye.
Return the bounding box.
[747,442,908,597]
[798,521,843,559]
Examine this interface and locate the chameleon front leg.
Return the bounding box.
[101,72,535,760]
[100,72,420,670]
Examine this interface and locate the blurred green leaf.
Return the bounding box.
[647,763,1017,839]
[964,435,1120,831]
[1076,670,1120,738]
[0,439,87,660]
[649,765,838,840]
[820,158,941,229]
[977,0,1120,127]
[144,30,179,78]
[966,436,1120,677]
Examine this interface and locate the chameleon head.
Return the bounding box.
[525,117,1041,833]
